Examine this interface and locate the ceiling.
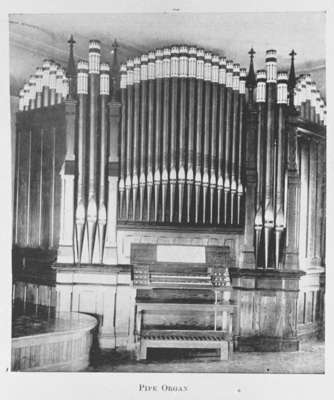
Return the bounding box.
[9,12,326,97]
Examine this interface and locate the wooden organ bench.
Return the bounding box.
[135,302,234,360]
[131,244,235,361]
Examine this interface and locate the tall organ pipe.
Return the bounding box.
[300,77,307,119]
[178,46,188,223]
[186,47,197,223]
[35,67,43,108]
[28,75,36,110]
[237,68,246,225]
[87,40,100,263]
[97,62,110,263]
[75,60,89,264]
[209,55,219,224]
[132,57,141,220]
[195,49,204,223]
[217,57,226,224]
[161,49,171,222]
[147,52,156,221]
[254,70,267,267]
[139,55,148,220]
[224,60,234,224]
[310,81,317,122]
[264,49,277,269]
[23,83,29,111]
[49,63,57,106]
[315,91,321,124]
[56,68,64,104]
[305,74,312,121]
[19,89,24,111]
[119,64,127,218]
[154,49,163,221]
[170,46,179,222]
[319,99,325,125]
[202,52,212,223]
[230,63,240,224]
[274,71,288,268]
[125,59,134,220]
[42,59,51,107]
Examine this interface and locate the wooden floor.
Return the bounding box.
[86,340,324,374]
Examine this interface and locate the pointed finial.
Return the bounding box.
[68,35,76,46]
[246,47,256,109]
[246,47,256,89]
[111,39,120,99]
[66,34,77,98]
[288,49,297,112]
[112,39,119,53]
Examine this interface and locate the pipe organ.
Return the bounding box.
[14,38,327,267]
[13,36,326,353]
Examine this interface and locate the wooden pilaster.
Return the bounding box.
[284,120,300,270]
[240,109,257,268]
[57,100,77,263]
[104,100,121,265]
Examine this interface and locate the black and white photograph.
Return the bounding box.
[7,10,327,374]
[1,2,333,398]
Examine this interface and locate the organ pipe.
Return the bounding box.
[56,68,64,104]
[97,62,110,264]
[170,46,179,222]
[35,67,43,108]
[275,71,288,268]
[154,49,163,222]
[186,47,197,223]
[305,74,312,121]
[125,59,134,220]
[209,55,219,224]
[300,77,307,118]
[119,64,127,217]
[178,46,188,223]
[75,60,89,263]
[231,63,240,224]
[224,60,233,224]
[161,49,170,222]
[264,49,277,269]
[19,89,24,111]
[254,70,267,266]
[147,52,156,221]
[315,91,321,124]
[195,49,204,224]
[132,57,141,220]
[310,81,317,122]
[202,52,212,223]
[217,57,226,224]
[28,75,36,110]
[42,59,51,107]
[23,83,30,111]
[237,68,246,224]
[139,54,148,221]
[87,40,100,263]
[49,63,57,106]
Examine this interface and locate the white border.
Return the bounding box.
[1,1,333,400]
